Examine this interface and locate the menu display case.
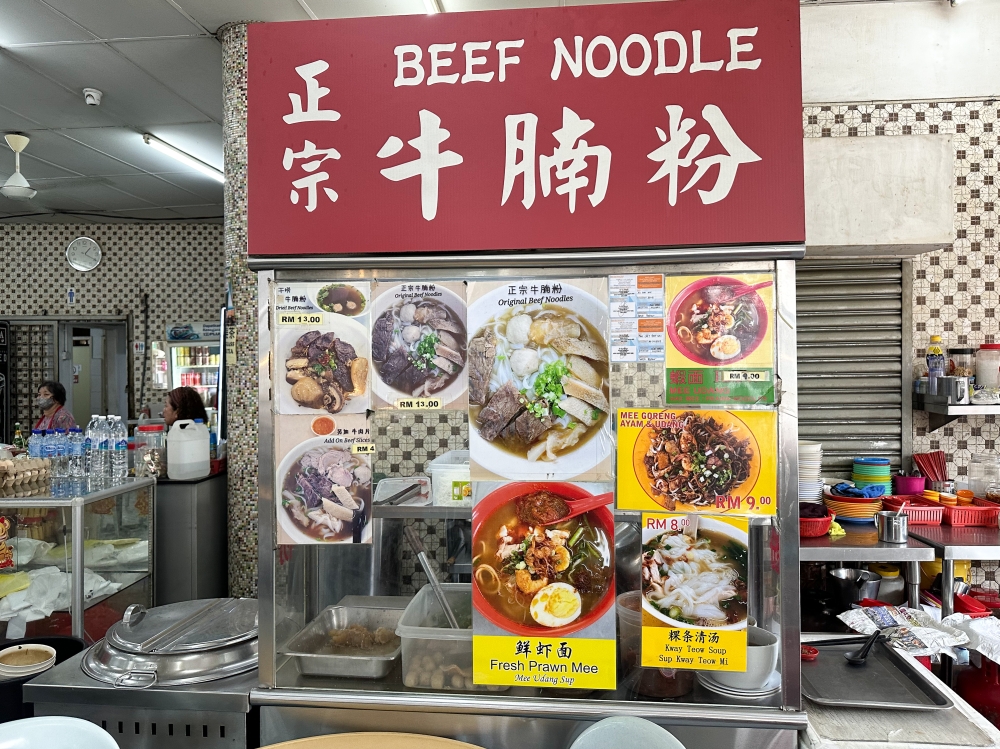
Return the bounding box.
[0,477,155,643]
[253,258,803,746]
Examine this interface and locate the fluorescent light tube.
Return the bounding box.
[422,0,442,13]
[143,134,225,183]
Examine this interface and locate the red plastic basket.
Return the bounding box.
[880,495,944,526]
[799,513,833,538]
[943,502,1000,527]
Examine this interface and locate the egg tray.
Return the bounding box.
[0,458,51,488]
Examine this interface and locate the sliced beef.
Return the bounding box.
[435,343,464,366]
[292,330,322,357]
[468,329,496,406]
[399,364,429,394]
[333,338,357,365]
[379,348,410,385]
[328,339,356,393]
[372,311,393,362]
[430,318,464,335]
[477,381,525,442]
[308,332,338,361]
[500,409,553,446]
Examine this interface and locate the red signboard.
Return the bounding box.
[247,0,803,256]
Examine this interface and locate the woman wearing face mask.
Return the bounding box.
[34,381,77,432]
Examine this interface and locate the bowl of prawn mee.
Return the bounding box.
[472,482,615,636]
[640,516,749,631]
[668,276,768,366]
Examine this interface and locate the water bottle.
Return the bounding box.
[68,427,84,478]
[28,429,43,458]
[84,415,99,475]
[111,415,129,481]
[42,429,57,471]
[53,429,68,478]
[96,416,111,478]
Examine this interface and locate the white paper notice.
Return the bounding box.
[609,274,664,362]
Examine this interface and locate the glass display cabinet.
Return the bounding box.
[253,256,803,748]
[0,477,155,643]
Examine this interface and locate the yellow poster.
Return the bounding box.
[665,273,775,405]
[473,636,616,689]
[640,514,748,673]
[616,408,777,516]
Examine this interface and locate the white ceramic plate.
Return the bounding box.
[640,517,749,631]
[371,284,468,408]
[276,318,370,415]
[467,281,610,480]
[698,669,781,698]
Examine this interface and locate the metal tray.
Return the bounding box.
[284,604,406,679]
[801,640,954,711]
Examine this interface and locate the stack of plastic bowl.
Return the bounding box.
[852,457,892,495]
[823,496,884,523]
[798,441,824,503]
[0,643,56,680]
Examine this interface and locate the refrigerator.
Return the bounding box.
[151,319,222,410]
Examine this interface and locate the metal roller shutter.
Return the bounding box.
[795,259,912,478]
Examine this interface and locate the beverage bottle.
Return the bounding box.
[69,427,84,477]
[927,335,946,396]
[111,416,129,481]
[54,428,68,478]
[97,416,111,478]
[12,423,25,450]
[28,429,43,458]
[84,415,99,475]
[42,429,57,471]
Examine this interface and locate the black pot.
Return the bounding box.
[0,636,86,724]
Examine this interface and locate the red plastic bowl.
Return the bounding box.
[471,481,615,637]
[666,276,769,366]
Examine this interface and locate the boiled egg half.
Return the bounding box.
[530,582,582,628]
[710,334,742,361]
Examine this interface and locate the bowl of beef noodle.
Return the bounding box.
[668,276,769,366]
[468,284,610,479]
[278,439,373,543]
[641,516,748,630]
[473,482,615,636]
[371,285,468,406]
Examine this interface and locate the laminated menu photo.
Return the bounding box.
[370,280,468,411]
[466,278,611,482]
[275,413,373,545]
[273,281,372,415]
[471,481,616,690]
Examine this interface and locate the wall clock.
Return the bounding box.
[66,236,102,272]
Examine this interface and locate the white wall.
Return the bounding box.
[802,0,1000,104]
[803,134,955,250]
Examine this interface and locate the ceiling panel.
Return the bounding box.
[8,45,213,126]
[156,172,226,202]
[101,173,212,205]
[15,129,145,176]
[0,0,96,45]
[0,52,120,128]
[60,127,193,173]
[104,207,186,219]
[0,152,82,180]
[40,0,203,39]
[167,204,224,219]
[171,0,308,32]
[29,191,104,211]
[112,38,224,123]
[306,0,424,18]
[0,103,45,132]
[37,182,156,210]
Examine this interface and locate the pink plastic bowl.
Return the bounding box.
[894,476,927,495]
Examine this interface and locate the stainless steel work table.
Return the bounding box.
[800,531,935,607]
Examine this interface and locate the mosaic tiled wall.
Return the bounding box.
[0,224,225,417]
[803,101,998,483]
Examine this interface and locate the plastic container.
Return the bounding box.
[927,335,945,395]
[135,424,166,477]
[396,583,502,692]
[970,455,1000,498]
[978,345,1000,390]
[616,591,694,698]
[870,564,906,605]
[949,348,977,378]
[426,450,471,507]
[799,513,833,538]
[373,476,430,506]
[166,419,210,480]
[920,558,971,589]
[894,476,927,495]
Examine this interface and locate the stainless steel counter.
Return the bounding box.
[800,533,935,563]
[24,652,256,714]
[910,526,1000,560]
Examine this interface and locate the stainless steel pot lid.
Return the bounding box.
[82,598,258,688]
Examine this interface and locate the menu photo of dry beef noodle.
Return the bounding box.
[466,279,612,482]
[370,281,468,410]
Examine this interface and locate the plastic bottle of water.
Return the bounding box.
[68,427,85,478]
[84,415,99,475]
[95,416,111,478]
[111,415,129,481]
[42,429,57,472]
[28,429,43,458]
[53,428,68,478]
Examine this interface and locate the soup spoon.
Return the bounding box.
[703,280,773,305]
[539,492,615,526]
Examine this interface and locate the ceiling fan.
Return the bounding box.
[1,133,37,202]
